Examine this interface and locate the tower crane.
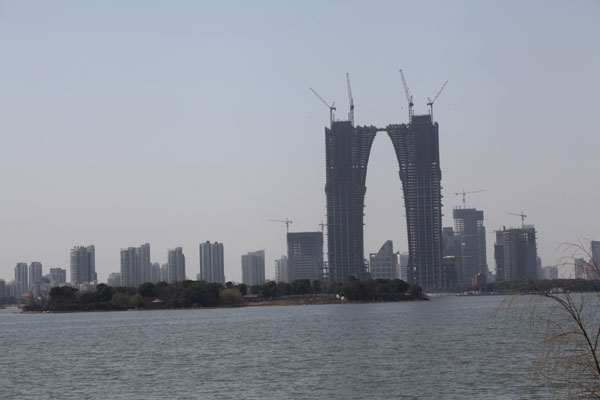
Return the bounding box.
[268,218,293,233]
[454,189,485,208]
[318,220,327,234]
[346,73,354,126]
[507,211,527,228]
[309,88,336,125]
[399,69,414,122]
[427,80,448,121]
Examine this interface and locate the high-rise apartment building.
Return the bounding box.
[119,243,153,287]
[107,273,121,287]
[0,279,6,299]
[168,247,186,283]
[120,247,138,287]
[70,245,96,284]
[399,252,409,282]
[325,113,443,288]
[137,243,151,284]
[574,258,586,279]
[151,263,161,283]
[160,263,169,282]
[287,232,323,282]
[494,226,538,281]
[591,241,600,279]
[453,208,488,284]
[49,268,67,286]
[542,266,558,280]
[241,250,265,286]
[274,256,289,283]
[199,241,225,284]
[369,240,399,280]
[14,262,28,298]
[28,262,43,290]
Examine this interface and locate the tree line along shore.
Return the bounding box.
[22,278,427,312]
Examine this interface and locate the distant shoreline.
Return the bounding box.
[16,295,429,314]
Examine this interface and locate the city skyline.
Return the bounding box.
[1,1,599,282]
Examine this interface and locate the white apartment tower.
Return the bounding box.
[241,250,265,286]
[168,247,186,283]
[199,241,225,284]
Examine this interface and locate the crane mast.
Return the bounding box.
[399,69,414,122]
[346,73,354,126]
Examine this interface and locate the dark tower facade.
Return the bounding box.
[387,115,443,289]
[325,114,443,288]
[325,121,377,281]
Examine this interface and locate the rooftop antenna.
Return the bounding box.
[507,211,527,228]
[454,189,485,208]
[346,73,354,126]
[427,80,448,121]
[399,69,414,122]
[310,88,336,126]
[268,218,293,233]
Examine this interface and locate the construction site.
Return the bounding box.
[314,72,446,289]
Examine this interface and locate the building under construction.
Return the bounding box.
[321,73,445,288]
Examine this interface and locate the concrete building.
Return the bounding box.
[0,279,6,300]
[70,245,96,284]
[274,255,289,283]
[29,262,43,291]
[199,241,225,284]
[151,263,161,283]
[107,273,121,287]
[14,262,28,298]
[494,226,538,281]
[369,240,399,280]
[542,266,558,280]
[441,256,457,287]
[287,232,323,282]
[137,243,151,285]
[6,282,18,299]
[399,252,409,282]
[453,207,488,284]
[120,247,138,287]
[241,250,265,286]
[325,112,443,288]
[168,247,186,283]
[590,241,600,279]
[160,263,169,282]
[574,258,587,279]
[442,227,462,284]
[49,268,67,286]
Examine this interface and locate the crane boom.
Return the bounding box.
[268,218,293,233]
[427,80,448,121]
[346,73,354,126]
[310,87,336,125]
[454,189,485,208]
[399,69,414,122]
[507,211,527,228]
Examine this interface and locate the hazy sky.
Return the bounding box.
[1,0,599,283]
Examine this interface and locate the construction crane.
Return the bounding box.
[309,87,336,125]
[427,80,448,121]
[319,220,327,234]
[346,73,354,126]
[507,211,527,228]
[455,189,485,208]
[399,69,414,122]
[268,218,293,233]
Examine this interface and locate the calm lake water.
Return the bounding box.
[0,296,563,399]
